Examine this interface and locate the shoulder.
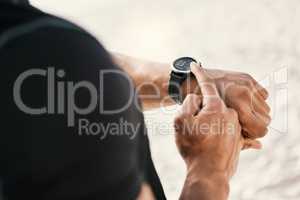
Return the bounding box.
[0,9,116,72]
[1,14,98,47]
[0,5,105,55]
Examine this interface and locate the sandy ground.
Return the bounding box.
[32,0,300,199]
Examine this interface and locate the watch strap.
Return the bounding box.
[168,72,187,104]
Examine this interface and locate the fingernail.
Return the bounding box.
[190,62,198,72]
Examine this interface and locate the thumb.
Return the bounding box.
[242,138,262,150]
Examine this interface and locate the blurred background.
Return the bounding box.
[31,0,299,199]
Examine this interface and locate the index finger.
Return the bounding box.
[190,62,223,108]
[180,94,202,116]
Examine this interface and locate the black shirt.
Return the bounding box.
[0,1,166,199]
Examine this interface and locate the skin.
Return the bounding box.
[112,53,271,199]
[112,53,271,139]
[175,63,261,200]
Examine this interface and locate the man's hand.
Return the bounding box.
[183,66,271,139]
[175,64,261,200]
[112,53,271,139]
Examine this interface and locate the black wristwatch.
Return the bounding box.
[168,57,198,104]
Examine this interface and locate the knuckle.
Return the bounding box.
[211,97,224,107]
[234,101,246,114]
[185,93,198,100]
[241,73,252,80]
[174,113,193,130]
[260,113,271,125]
[183,94,201,105]
[174,116,182,129]
[248,126,268,139]
[219,112,227,119]
[174,115,181,123]
[239,87,252,100]
[236,86,247,94]
[211,110,224,117]
[174,114,186,124]
[174,116,187,134]
[227,108,238,119]
[239,73,257,89]
[264,89,269,97]
[265,104,271,114]
[174,114,185,127]
[266,115,271,125]
[236,107,249,123]
[257,127,268,138]
[245,79,255,89]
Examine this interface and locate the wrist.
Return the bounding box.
[182,173,229,200]
[187,156,230,195]
[187,157,230,183]
[180,68,221,100]
[181,160,229,200]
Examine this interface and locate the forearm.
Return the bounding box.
[111,52,174,109]
[180,161,229,200]
[180,175,229,200]
[112,52,202,110]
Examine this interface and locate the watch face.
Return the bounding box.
[173,57,197,73]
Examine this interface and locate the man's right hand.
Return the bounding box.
[175,63,261,200]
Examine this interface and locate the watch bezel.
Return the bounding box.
[172,57,197,74]
[171,66,191,74]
